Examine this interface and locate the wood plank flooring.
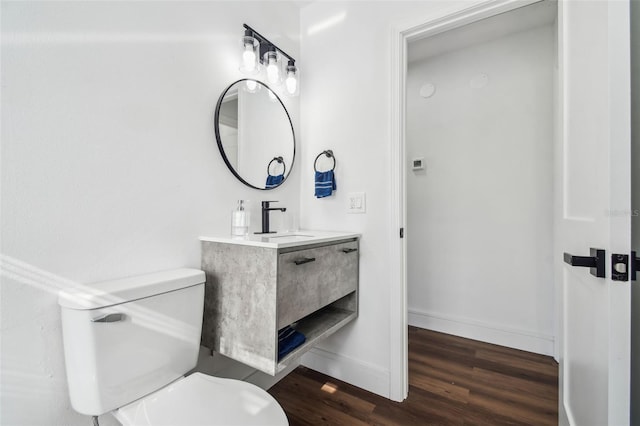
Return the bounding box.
[268,327,558,425]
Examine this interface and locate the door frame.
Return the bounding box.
[388,0,549,402]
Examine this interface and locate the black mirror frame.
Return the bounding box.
[214,78,296,190]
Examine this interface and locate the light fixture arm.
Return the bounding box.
[243,23,296,66]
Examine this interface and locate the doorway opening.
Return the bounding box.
[388,0,562,405]
[405,0,557,354]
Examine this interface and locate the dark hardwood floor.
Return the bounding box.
[268,327,558,425]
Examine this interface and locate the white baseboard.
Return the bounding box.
[300,347,390,398]
[408,308,555,356]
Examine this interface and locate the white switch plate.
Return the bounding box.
[347,192,366,214]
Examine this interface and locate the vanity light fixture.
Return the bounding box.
[240,24,299,96]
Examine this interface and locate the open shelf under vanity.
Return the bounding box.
[276,293,357,371]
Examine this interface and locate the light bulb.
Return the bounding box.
[242,46,256,72]
[268,89,277,101]
[284,63,298,96]
[266,59,279,84]
[285,73,297,95]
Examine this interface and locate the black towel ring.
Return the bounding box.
[267,156,286,176]
[314,150,336,172]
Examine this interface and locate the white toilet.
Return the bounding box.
[58,268,288,426]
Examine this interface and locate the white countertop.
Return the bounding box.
[199,230,360,249]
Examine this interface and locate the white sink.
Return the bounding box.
[265,234,315,243]
[200,230,360,248]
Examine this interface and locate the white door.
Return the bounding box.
[559,1,631,425]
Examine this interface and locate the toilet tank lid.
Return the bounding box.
[58,268,205,310]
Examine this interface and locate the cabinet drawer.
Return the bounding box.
[277,241,358,329]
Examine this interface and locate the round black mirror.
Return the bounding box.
[215,79,295,190]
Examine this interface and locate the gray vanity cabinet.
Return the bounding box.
[200,237,359,376]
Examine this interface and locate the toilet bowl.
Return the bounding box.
[58,268,287,426]
[114,373,286,426]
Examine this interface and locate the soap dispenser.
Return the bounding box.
[231,200,250,237]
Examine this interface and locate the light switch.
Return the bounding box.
[347,192,366,214]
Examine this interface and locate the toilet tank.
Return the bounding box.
[58,269,205,416]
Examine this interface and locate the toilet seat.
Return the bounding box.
[113,373,288,426]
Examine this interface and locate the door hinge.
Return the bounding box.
[611,253,629,281]
[632,251,639,281]
[400,228,404,238]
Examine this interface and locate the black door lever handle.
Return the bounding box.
[563,248,606,278]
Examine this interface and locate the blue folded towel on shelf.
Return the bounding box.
[314,170,336,198]
[278,325,306,360]
[265,174,284,189]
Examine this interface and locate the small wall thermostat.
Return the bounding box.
[412,157,425,171]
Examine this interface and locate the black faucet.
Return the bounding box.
[255,201,286,234]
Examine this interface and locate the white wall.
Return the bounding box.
[0,2,299,425]
[405,25,555,355]
[298,0,481,398]
[631,0,640,422]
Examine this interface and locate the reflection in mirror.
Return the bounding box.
[215,79,295,190]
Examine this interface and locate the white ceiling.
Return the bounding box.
[408,0,557,64]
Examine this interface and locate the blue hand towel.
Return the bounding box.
[278,326,306,360]
[314,170,336,198]
[266,174,284,189]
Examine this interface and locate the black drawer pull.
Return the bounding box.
[294,257,316,266]
[342,248,358,254]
